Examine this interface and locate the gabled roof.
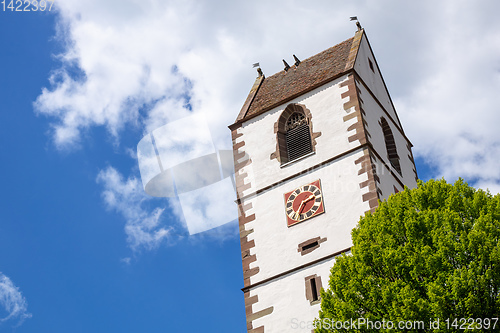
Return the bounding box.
[233,30,363,125]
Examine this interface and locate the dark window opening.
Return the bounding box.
[298,237,326,256]
[368,58,374,72]
[381,117,402,175]
[302,241,319,252]
[310,279,319,302]
[305,275,323,304]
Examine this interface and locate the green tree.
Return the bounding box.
[316,179,500,332]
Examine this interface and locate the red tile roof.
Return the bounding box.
[234,32,361,124]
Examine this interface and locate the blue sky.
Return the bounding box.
[0,8,244,333]
[0,1,499,332]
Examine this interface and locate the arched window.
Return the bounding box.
[380,117,401,175]
[285,112,312,162]
[272,104,317,164]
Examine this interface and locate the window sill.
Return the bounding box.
[280,151,316,168]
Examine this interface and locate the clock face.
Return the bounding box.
[284,180,325,227]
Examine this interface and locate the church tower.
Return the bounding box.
[229,28,418,332]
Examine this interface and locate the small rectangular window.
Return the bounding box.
[368,58,374,72]
[302,241,319,252]
[305,274,323,304]
[297,237,326,255]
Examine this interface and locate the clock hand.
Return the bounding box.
[293,203,302,220]
[298,194,316,216]
[298,202,306,214]
[304,194,315,203]
[294,202,304,219]
[293,194,317,220]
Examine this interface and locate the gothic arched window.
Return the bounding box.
[272,104,318,165]
[380,117,401,175]
[285,112,312,162]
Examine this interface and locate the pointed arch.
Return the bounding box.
[271,104,320,164]
[380,117,401,175]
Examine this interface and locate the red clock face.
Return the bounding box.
[284,180,325,227]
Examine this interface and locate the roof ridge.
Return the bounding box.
[265,35,357,80]
[232,31,363,125]
[344,29,364,71]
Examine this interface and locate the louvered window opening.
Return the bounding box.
[381,118,402,175]
[286,123,313,162]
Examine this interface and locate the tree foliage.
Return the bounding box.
[317,179,500,332]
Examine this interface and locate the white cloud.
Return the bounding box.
[0,273,31,326]
[177,177,238,235]
[96,166,172,251]
[120,257,132,265]
[37,0,500,243]
[34,0,360,150]
[96,163,238,246]
[392,0,500,192]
